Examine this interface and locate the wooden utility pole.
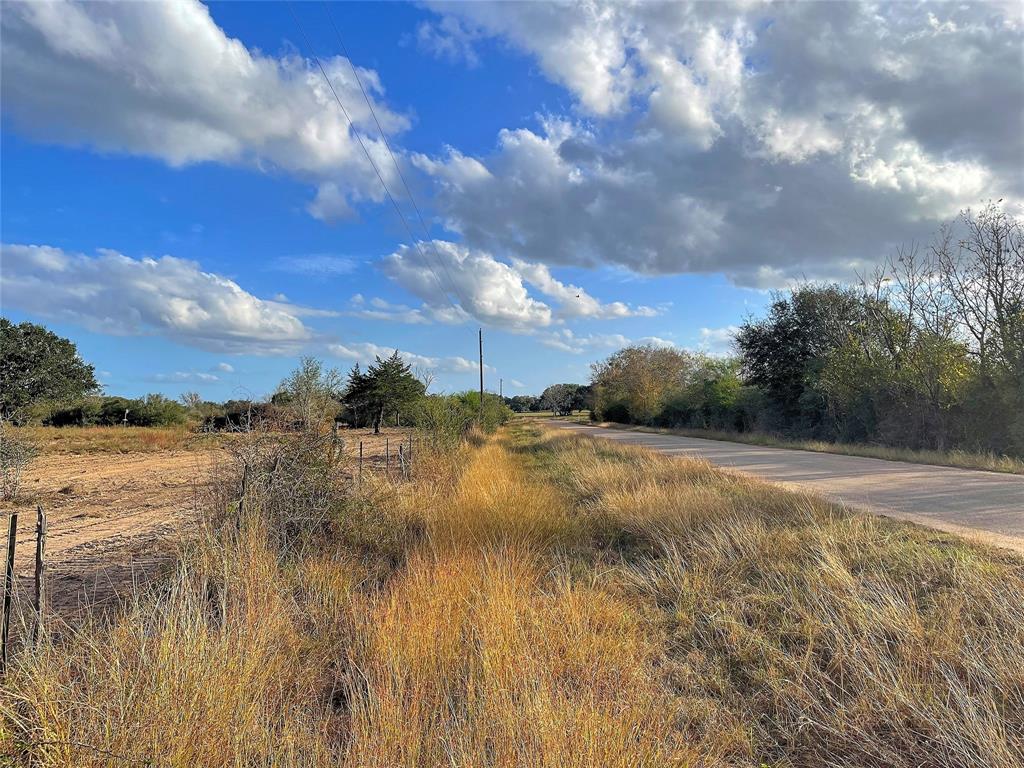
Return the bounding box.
[499,378,503,399]
[478,328,484,422]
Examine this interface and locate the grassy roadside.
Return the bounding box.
[580,420,1024,475]
[2,422,1021,766]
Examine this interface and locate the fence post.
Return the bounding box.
[1,513,17,674]
[359,441,363,486]
[398,444,407,479]
[31,506,45,648]
[385,438,390,475]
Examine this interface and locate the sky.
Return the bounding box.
[1,1,1021,401]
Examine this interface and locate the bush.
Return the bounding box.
[45,395,188,428]
[0,421,37,500]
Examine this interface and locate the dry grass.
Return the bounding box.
[1,421,1021,766]
[590,421,1024,475]
[12,425,207,455]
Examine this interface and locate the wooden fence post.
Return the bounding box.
[359,441,363,486]
[31,506,45,648]
[1,513,17,674]
[386,438,390,475]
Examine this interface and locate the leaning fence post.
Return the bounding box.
[1,513,17,674]
[398,444,407,479]
[31,506,45,648]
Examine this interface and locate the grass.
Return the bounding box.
[1,422,1021,766]
[11,425,210,455]
[582,420,1024,475]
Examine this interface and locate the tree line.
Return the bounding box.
[0,321,511,438]
[589,203,1024,458]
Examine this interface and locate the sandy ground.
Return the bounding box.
[0,426,414,621]
[2,448,222,618]
[552,421,1024,554]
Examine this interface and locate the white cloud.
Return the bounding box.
[380,240,554,331]
[539,329,679,355]
[327,341,489,376]
[698,326,738,356]
[1,243,312,353]
[148,371,220,384]
[510,259,657,319]
[417,2,1023,284]
[378,240,658,330]
[0,0,408,219]
[215,362,235,373]
[414,16,482,67]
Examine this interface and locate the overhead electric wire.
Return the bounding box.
[285,1,459,315]
[322,2,471,314]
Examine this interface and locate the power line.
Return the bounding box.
[285,1,458,315]
[321,2,471,314]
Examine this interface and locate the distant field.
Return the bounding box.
[3,420,1021,766]
[14,424,201,454]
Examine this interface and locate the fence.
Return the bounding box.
[1,504,47,674]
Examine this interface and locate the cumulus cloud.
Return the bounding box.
[327,341,488,375]
[1,243,312,353]
[215,362,235,373]
[147,371,220,384]
[417,1,1023,284]
[380,240,554,331]
[698,325,738,356]
[378,240,656,329]
[0,0,408,220]
[510,259,657,319]
[537,329,679,355]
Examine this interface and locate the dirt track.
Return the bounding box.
[3,449,221,616]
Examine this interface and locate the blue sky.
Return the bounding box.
[2,1,1020,400]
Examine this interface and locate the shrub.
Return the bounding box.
[0,421,37,500]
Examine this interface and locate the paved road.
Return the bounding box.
[551,422,1024,552]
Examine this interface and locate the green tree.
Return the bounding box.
[539,383,582,415]
[276,357,344,430]
[735,285,863,434]
[0,318,98,423]
[365,352,425,433]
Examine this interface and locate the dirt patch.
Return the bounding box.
[1,447,224,617]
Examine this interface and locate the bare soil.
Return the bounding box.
[2,448,223,618]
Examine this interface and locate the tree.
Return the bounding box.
[539,383,581,415]
[735,285,863,433]
[276,357,344,430]
[506,395,538,413]
[0,318,98,423]
[590,344,697,424]
[367,352,426,433]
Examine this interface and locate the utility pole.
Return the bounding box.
[478,328,484,422]
[499,378,503,399]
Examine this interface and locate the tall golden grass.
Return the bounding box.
[1,422,1021,766]
[13,425,201,455]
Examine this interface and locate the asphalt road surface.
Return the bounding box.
[550,421,1024,553]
